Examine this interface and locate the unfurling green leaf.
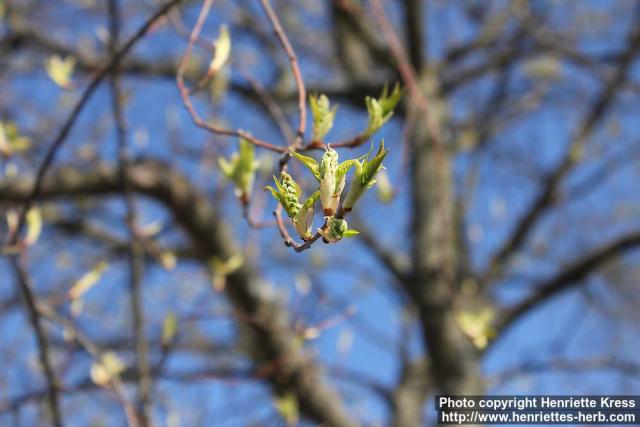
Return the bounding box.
[0,121,31,156]
[45,55,75,88]
[68,261,109,300]
[336,159,356,184]
[455,307,496,350]
[217,157,234,178]
[343,140,389,211]
[90,351,125,387]
[292,152,321,180]
[208,253,244,292]
[309,94,337,142]
[209,67,230,105]
[363,83,404,138]
[274,393,299,426]
[217,137,259,200]
[376,169,395,203]
[209,24,231,73]
[162,312,178,346]
[294,191,319,240]
[158,250,177,271]
[24,207,42,246]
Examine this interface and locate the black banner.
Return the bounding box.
[436,396,640,424]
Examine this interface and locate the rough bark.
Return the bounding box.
[407,121,483,396]
[391,359,429,427]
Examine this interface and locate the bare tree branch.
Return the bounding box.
[37,302,141,427]
[258,0,306,147]
[174,0,288,154]
[10,259,63,427]
[0,160,358,427]
[107,0,151,424]
[493,231,640,340]
[5,0,187,247]
[482,12,640,285]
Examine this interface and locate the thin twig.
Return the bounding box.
[241,200,276,229]
[273,205,323,252]
[239,68,295,144]
[480,12,640,286]
[257,0,306,147]
[107,0,151,425]
[10,257,64,427]
[175,0,287,154]
[36,303,140,427]
[300,134,367,151]
[368,0,443,154]
[491,230,640,342]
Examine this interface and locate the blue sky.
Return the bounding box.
[2,1,640,426]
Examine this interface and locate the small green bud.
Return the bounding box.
[281,172,302,217]
[0,121,31,156]
[217,137,259,201]
[209,24,231,74]
[319,147,339,215]
[319,216,348,243]
[343,141,388,211]
[293,147,355,217]
[363,83,403,139]
[319,146,339,179]
[310,94,337,142]
[294,191,319,241]
[265,171,302,219]
[376,169,395,204]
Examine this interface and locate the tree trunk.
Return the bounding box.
[407,120,483,396]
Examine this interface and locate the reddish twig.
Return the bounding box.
[273,205,324,252]
[36,302,141,427]
[177,0,367,252]
[10,257,64,427]
[368,0,443,154]
[166,5,214,50]
[239,68,295,144]
[299,134,367,151]
[257,0,307,148]
[107,0,151,424]
[326,134,367,149]
[176,0,287,154]
[241,200,276,229]
[273,204,361,253]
